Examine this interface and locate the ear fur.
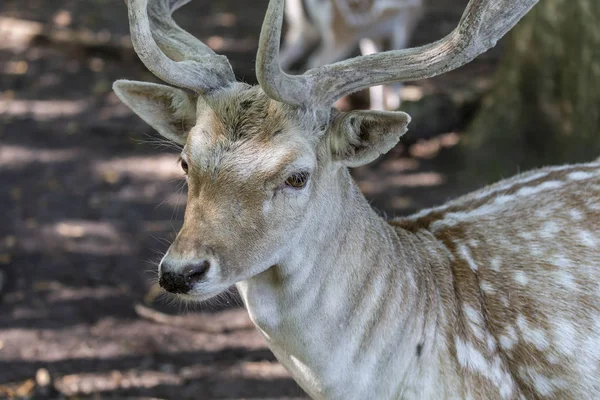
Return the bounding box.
[330,110,411,167]
[113,80,197,145]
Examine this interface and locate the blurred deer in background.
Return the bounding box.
[113,0,600,398]
[280,0,424,110]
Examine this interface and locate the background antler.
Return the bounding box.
[127,0,235,93]
[257,0,539,108]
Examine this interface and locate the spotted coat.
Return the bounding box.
[392,163,600,399]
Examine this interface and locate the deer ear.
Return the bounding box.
[330,110,411,167]
[113,80,197,145]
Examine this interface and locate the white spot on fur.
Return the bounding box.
[468,239,480,248]
[490,257,502,272]
[518,231,535,241]
[499,334,515,350]
[522,368,555,396]
[454,339,500,393]
[494,195,513,205]
[540,221,560,239]
[546,353,560,364]
[530,244,544,257]
[513,271,529,285]
[515,180,563,197]
[521,367,568,396]
[499,325,518,350]
[517,315,549,350]
[555,270,577,290]
[568,171,594,181]
[552,319,578,356]
[569,209,584,221]
[458,244,478,271]
[491,357,515,399]
[552,255,572,269]
[464,305,485,340]
[464,305,483,324]
[456,338,487,371]
[578,230,597,247]
[480,281,496,294]
[455,339,515,398]
[486,334,497,352]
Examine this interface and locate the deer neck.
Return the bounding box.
[237,168,446,398]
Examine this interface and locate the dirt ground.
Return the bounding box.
[0,0,501,398]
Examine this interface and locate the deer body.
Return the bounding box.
[280,0,424,109]
[238,160,600,399]
[280,0,423,70]
[109,0,600,398]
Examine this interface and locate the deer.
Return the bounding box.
[112,0,600,398]
[279,0,424,110]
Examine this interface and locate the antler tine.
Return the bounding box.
[257,0,539,108]
[147,0,214,62]
[255,0,311,107]
[127,0,235,93]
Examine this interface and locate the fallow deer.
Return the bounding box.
[280,0,424,110]
[113,0,600,398]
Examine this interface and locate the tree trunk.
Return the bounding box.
[464,0,600,180]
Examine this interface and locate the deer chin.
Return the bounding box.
[173,283,232,302]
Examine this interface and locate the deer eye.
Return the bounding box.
[180,158,189,174]
[284,172,309,189]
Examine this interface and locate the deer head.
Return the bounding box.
[113,0,537,299]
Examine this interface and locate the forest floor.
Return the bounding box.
[0,0,501,398]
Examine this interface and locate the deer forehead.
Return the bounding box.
[185,88,317,182]
[198,85,298,132]
[187,136,314,183]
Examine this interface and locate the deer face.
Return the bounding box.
[161,85,320,299]
[114,81,409,299]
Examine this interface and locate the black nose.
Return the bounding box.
[159,260,210,294]
[182,261,210,285]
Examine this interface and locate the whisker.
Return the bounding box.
[134,132,183,152]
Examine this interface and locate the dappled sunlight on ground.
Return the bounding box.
[409,132,460,159]
[0,16,43,51]
[16,219,132,256]
[0,145,82,167]
[359,171,446,193]
[0,99,88,119]
[94,154,184,181]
